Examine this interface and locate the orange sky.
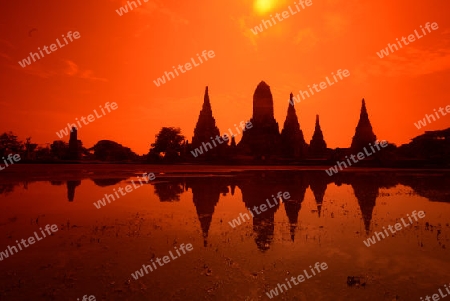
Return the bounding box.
[1,0,450,155]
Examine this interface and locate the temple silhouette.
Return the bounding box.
[280,93,308,159]
[68,127,82,160]
[238,81,282,159]
[191,87,224,159]
[351,99,377,153]
[184,81,386,163]
[309,115,328,158]
[4,80,448,166]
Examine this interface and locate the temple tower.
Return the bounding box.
[191,87,222,155]
[238,81,281,158]
[351,99,377,151]
[309,115,327,157]
[280,93,308,158]
[68,127,81,160]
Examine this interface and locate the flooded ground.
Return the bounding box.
[0,165,449,300]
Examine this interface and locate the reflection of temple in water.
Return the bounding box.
[238,173,285,251]
[8,170,448,251]
[308,171,332,218]
[350,177,379,234]
[186,177,228,247]
[338,173,397,234]
[281,173,309,241]
[67,180,81,202]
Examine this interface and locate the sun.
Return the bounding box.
[254,0,275,15]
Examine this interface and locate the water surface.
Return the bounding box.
[0,166,449,300]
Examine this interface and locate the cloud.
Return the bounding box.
[123,0,158,15]
[9,61,57,78]
[356,46,450,79]
[64,59,78,76]
[353,28,450,81]
[63,60,108,82]
[234,9,348,52]
[3,56,107,81]
[0,52,12,61]
[0,39,15,49]
[117,0,188,26]
[79,70,108,82]
[293,27,318,51]
[322,12,350,37]
[233,15,258,49]
[158,6,189,26]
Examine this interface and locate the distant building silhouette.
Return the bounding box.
[309,115,328,158]
[351,99,377,152]
[68,127,81,160]
[238,81,281,159]
[398,128,450,165]
[280,93,308,159]
[191,87,223,157]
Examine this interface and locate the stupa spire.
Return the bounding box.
[203,86,211,112]
[191,86,221,151]
[351,98,377,151]
[309,115,327,157]
[280,93,307,158]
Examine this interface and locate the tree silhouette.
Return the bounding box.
[0,131,23,157]
[92,140,137,161]
[149,127,185,162]
[51,140,69,160]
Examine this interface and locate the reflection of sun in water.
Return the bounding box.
[254,0,274,15]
